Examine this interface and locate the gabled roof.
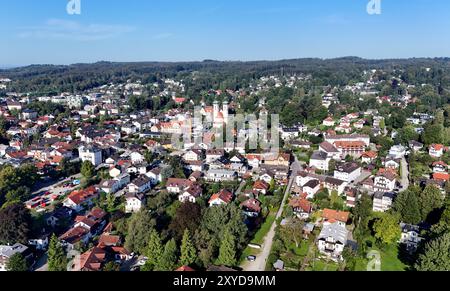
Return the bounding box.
[322,209,350,223]
[209,189,234,204]
[318,222,348,244]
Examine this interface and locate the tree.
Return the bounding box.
[415,232,450,271]
[421,123,444,145]
[5,186,31,204]
[419,185,444,221]
[125,210,156,254]
[103,262,120,272]
[80,161,95,180]
[394,187,421,224]
[179,229,197,267]
[0,203,31,244]
[6,253,28,271]
[169,202,202,240]
[279,219,304,248]
[216,228,237,267]
[373,213,401,245]
[48,234,67,271]
[143,229,163,271]
[155,239,178,271]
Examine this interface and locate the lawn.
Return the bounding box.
[306,260,339,271]
[251,212,277,245]
[239,211,277,263]
[354,243,408,271]
[292,240,310,257]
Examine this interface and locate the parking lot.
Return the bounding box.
[25,174,82,211]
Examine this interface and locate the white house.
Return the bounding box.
[309,151,331,171]
[323,117,336,127]
[178,184,203,203]
[334,162,361,183]
[0,243,29,271]
[317,222,348,261]
[184,149,203,162]
[373,192,395,212]
[388,145,408,159]
[429,144,445,158]
[399,223,423,253]
[206,169,236,182]
[319,142,341,160]
[125,193,145,213]
[79,145,103,166]
[128,175,152,194]
[303,179,321,199]
[130,152,145,165]
[374,171,397,192]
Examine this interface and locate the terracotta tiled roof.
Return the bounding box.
[322,209,350,223]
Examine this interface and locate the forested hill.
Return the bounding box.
[1,57,450,94]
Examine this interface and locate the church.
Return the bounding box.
[200,100,229,128]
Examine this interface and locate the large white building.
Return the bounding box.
[334,162,362,183]
[78,145,103,166]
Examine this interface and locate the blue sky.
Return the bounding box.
[1,0,450,65]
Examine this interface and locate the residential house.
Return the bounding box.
[309,151,331,171]
[324,177,347,195]
[79,145,103,166]
[125,193,145,213]
[179,183,203,203]
[241,199,261,218]
[384,158,401,170]
[0,243,30,272]
[264,153,291,167]
[319,142,341,160]
[253,180,270,195]
[429,144,445,158]
[317,222,348,261]
[184,149,203,162]
[389,145,408,159]
[289,197,312,219]
[409,140,424,152]
[361,151,378,164]
[206,149,224,163]
[432,161,448,173]
[322,209,350,227]
[167,178,192,194]
[399,223,424,253]
[206,169,236,182]
[334,162,361,183]
[373,192,395,212]
[63,187,99,212]
[323,117,336,127]
[374,169,397,192]
[208,189,234,207]
[303,179,321,199]
[128,175,152,194]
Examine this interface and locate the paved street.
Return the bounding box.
[241,156,302,271]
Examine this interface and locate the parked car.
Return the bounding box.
[247,255,257,262]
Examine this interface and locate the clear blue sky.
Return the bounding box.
[1,0,449,65]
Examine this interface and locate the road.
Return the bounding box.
[235,180,247,196]
[33,254,48,272]
[241,156,302,271]
[400,157,410,192]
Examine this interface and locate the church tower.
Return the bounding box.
[213,100,219,121]
[223,100,229,123]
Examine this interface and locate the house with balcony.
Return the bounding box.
[317,222,349,261]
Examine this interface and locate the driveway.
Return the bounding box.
[399,157,410,192]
